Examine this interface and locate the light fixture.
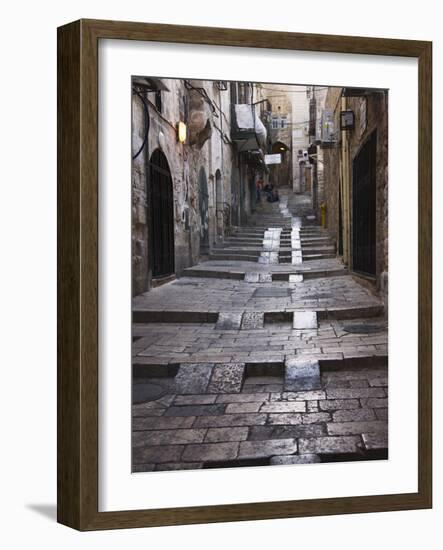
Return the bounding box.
[177,121,187,143]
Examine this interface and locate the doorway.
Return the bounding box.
[352,131,377,276]
[149,149,174,278]
[199,167,209,253]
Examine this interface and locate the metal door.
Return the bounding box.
[198,168,209,253]
[352,131,377,276]
[149,149,174,277]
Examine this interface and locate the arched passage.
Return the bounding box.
[198,167,209,253]
[149,149,175,278]
[270,141,291,188]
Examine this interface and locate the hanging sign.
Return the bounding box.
[264,154,282,165]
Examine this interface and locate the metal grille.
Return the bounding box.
[352,131,377,276]
[149,150,174,278]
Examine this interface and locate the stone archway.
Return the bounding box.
[270,141,291,188]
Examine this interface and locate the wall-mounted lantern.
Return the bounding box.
[177,121,187,143]
[340,110,355,131]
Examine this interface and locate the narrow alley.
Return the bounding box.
[132,192,388,471]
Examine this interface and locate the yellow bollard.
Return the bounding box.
[320,203,327,228]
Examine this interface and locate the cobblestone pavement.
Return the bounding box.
[132,193,388,471]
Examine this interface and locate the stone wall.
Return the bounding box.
[347,92,389,299]
[322,87,342,245]
[321,88,388,303]
[132,78,244,296]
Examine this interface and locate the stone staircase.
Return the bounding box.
[209,201,292,262]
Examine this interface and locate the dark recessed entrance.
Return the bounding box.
[149,149,174,278]
[352,131,377,276]
[199,167,209,254]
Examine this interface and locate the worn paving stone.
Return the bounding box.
[132,416,195,431]
[266,413,302,425]
[259,272,273,283]
[360,397,388,408]
[182,442,239,462]
[244,376,283,385]
[243,384,283,393]
[369,377,388,387]
[285,359,321,391]
[239,439,298,459]
[375,408,388,421]
[226,402,262,413]
[332,408,376,422]
[249,424,326,440]
[132,445,184,464]
[307,401,319,412]
[319,399,361,411]
[174,363,213,394]
[298,435,362,455]
[216,393,269,403]
[277,390,326,401]
[301,412,332,424]
[241,312,264,330]
[254,288,290,298]
[362,431,388,450]
[289,274,303,283]
[216,312,243,330]
[327,421,387,436]
[348,379,370,388]
[207,363,245,393]
[260,401,306,413]
[205,427,249,443]
[133,428,207,447]
[165,404,226,417]
[270,454,321,465]
[326,387,386,399]
[174,395,217,406]
[193,413,268,428]
[244,272,259,283]
[293,311,318,329]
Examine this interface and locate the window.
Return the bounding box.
[272,116,279,129]
[280,116,288,128]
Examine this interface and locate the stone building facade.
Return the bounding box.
[132,78,270,296]
[321,87,389,304]
[256,84,293,188]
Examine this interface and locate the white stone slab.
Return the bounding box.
[293,311,318,329]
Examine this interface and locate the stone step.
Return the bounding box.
[209,253,260,262]
[183,267,349,281]
[301,246,336,254]
[302,253,337,261]
[133,304,384,325]
[215,246,263,252]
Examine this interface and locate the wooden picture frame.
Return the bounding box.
[57,19,432,530]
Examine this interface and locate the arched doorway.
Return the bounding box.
[215,169,223,240]
[270,141,290,187]
[198,167,209,253]
[149,149,174,278]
